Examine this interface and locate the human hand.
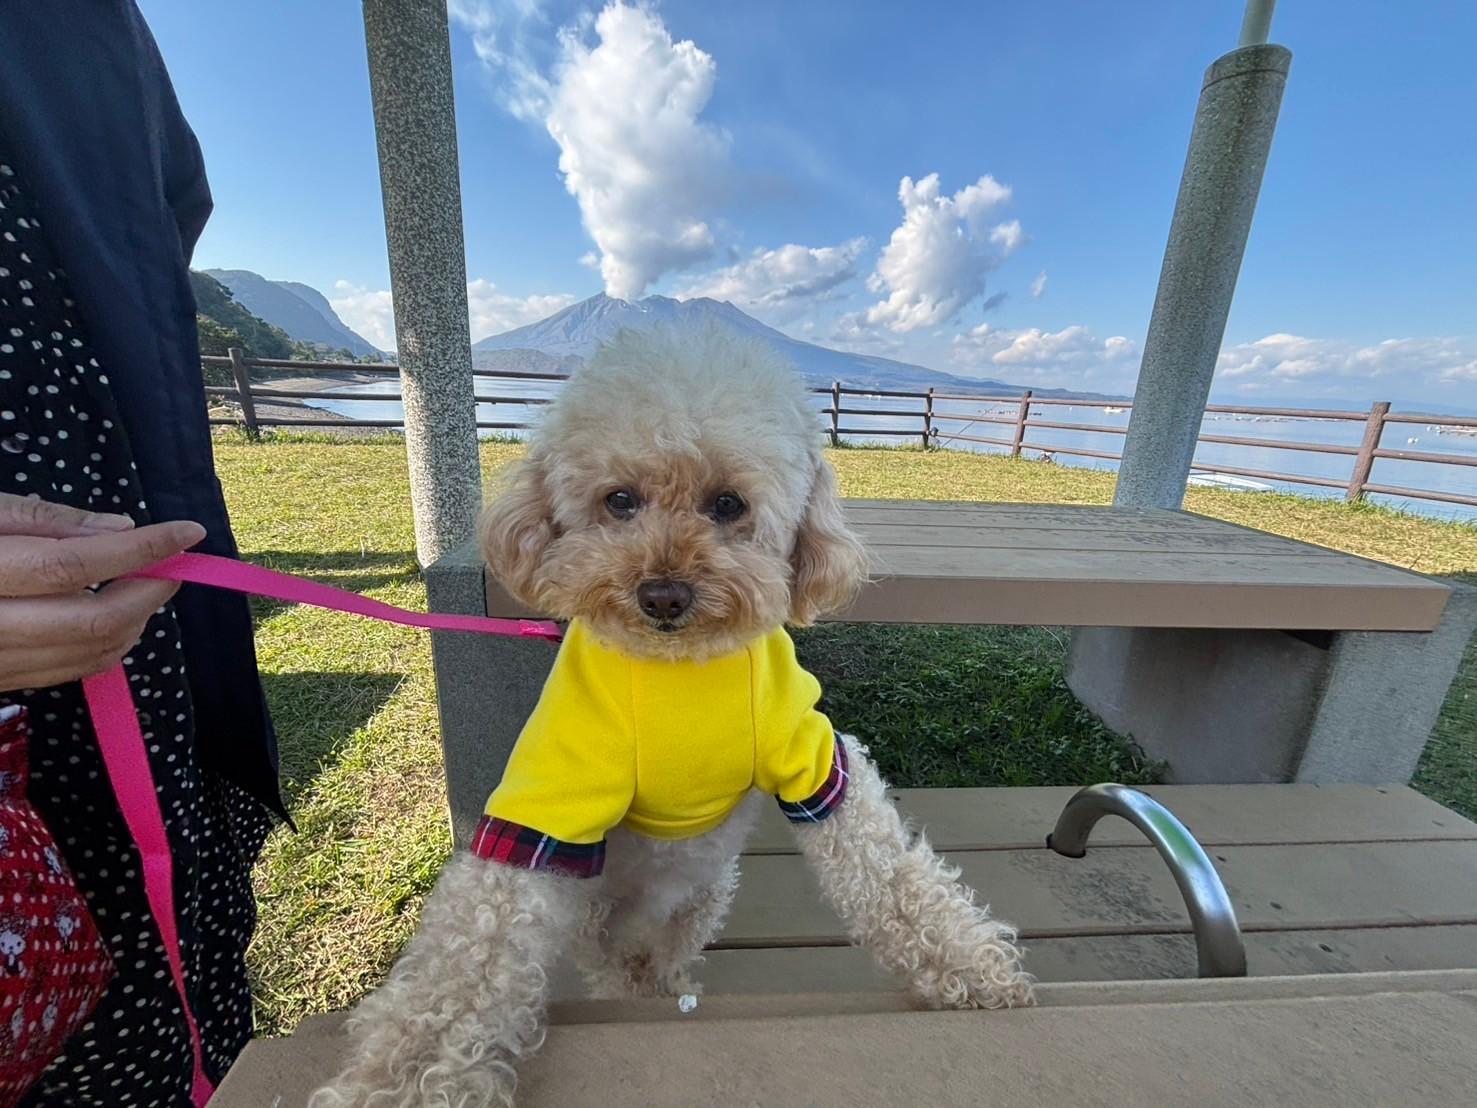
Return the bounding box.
[0,493,205,693]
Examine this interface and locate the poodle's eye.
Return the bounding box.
[604,489,639,519]
[710,491,746,523]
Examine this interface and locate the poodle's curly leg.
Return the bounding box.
[793,735,1035,1010]
[579,798,759,999]
[308,854,586,1108]
[584,857,741,998]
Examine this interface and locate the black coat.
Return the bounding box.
[0,0,284,817]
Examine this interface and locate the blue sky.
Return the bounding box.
[141,1,1477,407]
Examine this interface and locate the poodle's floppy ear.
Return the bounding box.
[479,457,557,609]
[789,459,869,626]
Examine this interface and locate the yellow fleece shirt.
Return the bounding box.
[483,620,842,850]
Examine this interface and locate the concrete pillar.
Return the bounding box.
[1296,583,1477,784]
[363,0,482,564]
[1072,16,1298,780]
[1114,43,1292,509]
[424,538,556,846]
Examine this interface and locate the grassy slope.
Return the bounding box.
[214,439,1476,1033]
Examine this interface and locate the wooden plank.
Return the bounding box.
[745,785,1477,854]
[854,522,1335,555]
[843,500,1232,532]
[487,563,1448,630]
[692,926,1477,993]
[481,499,1451,630]
[218,975,1477,1107]
[831,568,1447,630]
[721,840,1477,945]
[550,969,1477,1022]
[513,987,1477,1107]
[861,545,1434,588]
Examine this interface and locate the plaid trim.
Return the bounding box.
[777,737,850,824]
[469,816,606,878]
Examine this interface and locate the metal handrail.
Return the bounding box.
[1046,783,1248,978]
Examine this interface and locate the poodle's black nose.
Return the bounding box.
[637,579,693,622]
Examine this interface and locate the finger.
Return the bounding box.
[0,640,128,689]
[0,646,133,693]
[0,577,181,649]
[0,520,205,597]
[0,491,135,537]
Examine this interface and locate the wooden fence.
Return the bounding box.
[205,350,1477,509]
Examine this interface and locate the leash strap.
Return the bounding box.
[82,552,561,1104]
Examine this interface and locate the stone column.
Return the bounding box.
[363,0,482,563]
[1071,17,1298,783]
[1114,43,1292,509]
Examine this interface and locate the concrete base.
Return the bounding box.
[1067,627,1327,782]
[425,537,557,846]
[1069,581,1476,785]
[1298,582,1477,783]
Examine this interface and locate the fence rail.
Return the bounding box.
[206,350,1477,509]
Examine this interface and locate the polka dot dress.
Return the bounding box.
[0,157,274,1104]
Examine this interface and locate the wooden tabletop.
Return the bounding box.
[833,500,1451,631]
[481,499,1452,632]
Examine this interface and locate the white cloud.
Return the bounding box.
[1030,271,1048,299]
[677,238,867,320]
[448,0,553,122]
[328,280,575,350]
[950,322,1137,385]
[545,3,730,299]
[1216,334,1477,395]
[455,1,730,301]
[466,280,577,342]
[989,219,1025,254]
[863,173,1020,333]
[328,282,396,352]
[830,311,904,353]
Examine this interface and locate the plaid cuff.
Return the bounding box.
[469,816,606,878]
[777,737,850,825]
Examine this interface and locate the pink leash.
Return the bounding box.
[81,552,561,1104]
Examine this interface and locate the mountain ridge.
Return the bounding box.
[203,269,382,358]
[475,293,1120,399]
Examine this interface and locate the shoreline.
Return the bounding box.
[210,369,391,436]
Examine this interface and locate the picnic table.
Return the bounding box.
[219,782,1477,1105]
[432,499,1472,836]
[217,499,1477,1104]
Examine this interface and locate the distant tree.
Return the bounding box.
[195,316,242,385]
[191,272,368,397]
[189,271,297,360]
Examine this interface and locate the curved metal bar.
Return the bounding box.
[1047,783,1248,978]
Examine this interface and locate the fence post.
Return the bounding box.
[923,388,934,448]
[830,381,841,448]
[227,347,259,439]
[1011,390,1033,457]
[1346,400,1391,502]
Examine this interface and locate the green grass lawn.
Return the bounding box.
[216,437,1477,1034]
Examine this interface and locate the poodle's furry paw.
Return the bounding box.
[307,855,582,1108]
[909,912,1034,1010]
[795,734,1035,1012]
[601,946,701,999]
[309,1051,516,1108]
